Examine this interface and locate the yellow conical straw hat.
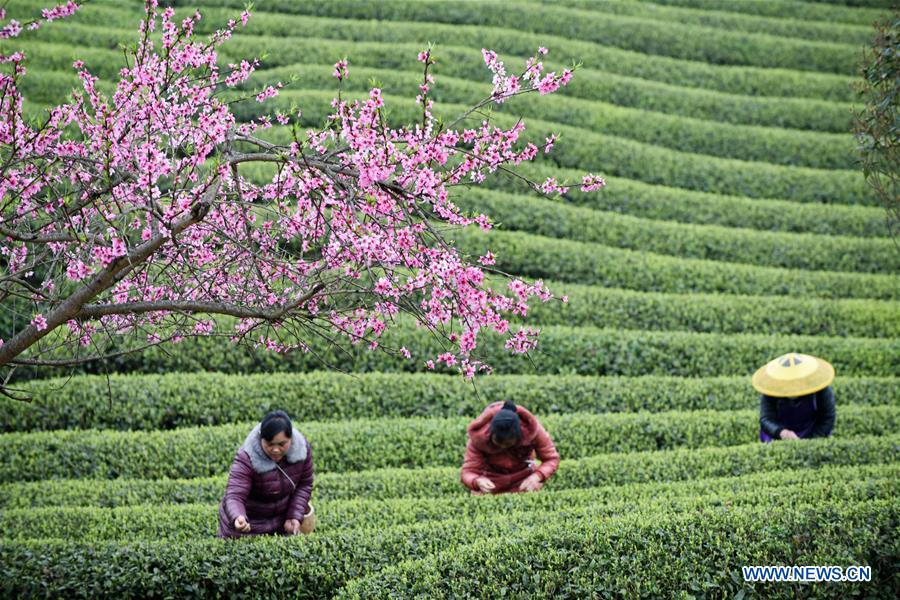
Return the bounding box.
[752,353,835,397]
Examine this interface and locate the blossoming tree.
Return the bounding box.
[0,1,604,392]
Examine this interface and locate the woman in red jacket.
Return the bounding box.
[460,400,560,494]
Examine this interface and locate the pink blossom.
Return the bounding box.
[580,174,607,192]
[332,59,348,80]
[31,314,48,331]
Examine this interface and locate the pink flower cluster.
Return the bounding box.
[0,2,606,376]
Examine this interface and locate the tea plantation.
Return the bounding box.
[1,0,898,597]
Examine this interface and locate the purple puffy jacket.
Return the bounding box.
[217,424,314,538]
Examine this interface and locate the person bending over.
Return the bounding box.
[460,400,560,495]
[218,410,315,538]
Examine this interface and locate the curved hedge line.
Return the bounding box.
[239,158,889,240]
[248,64,854,170]
[251,92,877,206]
[17,28,856,133]
[637,0,887,26]
[453,189,895,273]
[523,284,900,338]
[525,0,875,45]
[7,372,900,432]
[63,0,860,102]
[4,372,897,433]
[23,59,853,170]
[188,0,861,75]
[451,228,900,300]
[339,501,898,599]
[4,435,895,508]
[0,406,895,482]
[488,164,889,238]
[9,320,900,383]
[2,501,894,599]
[17,72,869,207]
[2,466,893,541]
[18,0,861,101]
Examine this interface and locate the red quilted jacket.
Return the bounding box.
[460,402,560,493]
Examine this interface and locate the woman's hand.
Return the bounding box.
[779,429,800,441]
[284,518,301,535]
[234,515,251,533]
[518,473,543,492]
[474,477,496,493]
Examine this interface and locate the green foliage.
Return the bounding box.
[520,0,876,45]
[487,164,890,238]
[12,27,857,133]
[252,94,880,205]
[3,435,896,509]
[452,228,900,300]
[4,372,897,432]
[454,189,896,273]
[0,406,895,482]
[632,0,887,26]
[33,0,859,101]
[339,500,898,599]
[524,283,900,338]
[2,465,894,541]
[1,500,894,599]
[7,320,899,383]
[854,10,900,233]
[186,0,862,74]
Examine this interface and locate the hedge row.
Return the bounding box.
[10,318,900,384]
[2,501,894,599]
[47,1,857,102]
[255,98,878,206]
[340,500,898,599]
[3,435,895,508]
[185,0,861,75]
[19,57,853,170]
[245,64,854,170]
[234,41,855,133]
[522,283,900,338]
[15,68,868,207]
[451,189,894,273]
[487,164,888,238]
[4,371,897,433]
[636,0,887,26]
[2,465,893,542]
[16,25,856,133]
[524,0,875,45]
[0,405,894,482]
[449,227,900,300]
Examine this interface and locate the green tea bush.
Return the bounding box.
[42,0,857,101]
[4,372,896,432]
[2,465,893,541]
[453,189,895,273]
[187,0,861,74]
[487,164,888,237]
[3,435,895,508]
[340,500,898,599]
[0,406,895,482]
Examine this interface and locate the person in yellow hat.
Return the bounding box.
[752,353,836,442]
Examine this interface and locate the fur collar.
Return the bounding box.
[241,424,308,474]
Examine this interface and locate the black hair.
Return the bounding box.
[260,410,293,442]
[489,401,522,445]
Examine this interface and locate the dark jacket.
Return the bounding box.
[217,424,314,538]
[759,386,835,440]
[460,402,560,493]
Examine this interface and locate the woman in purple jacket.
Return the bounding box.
[217,410,315,538]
